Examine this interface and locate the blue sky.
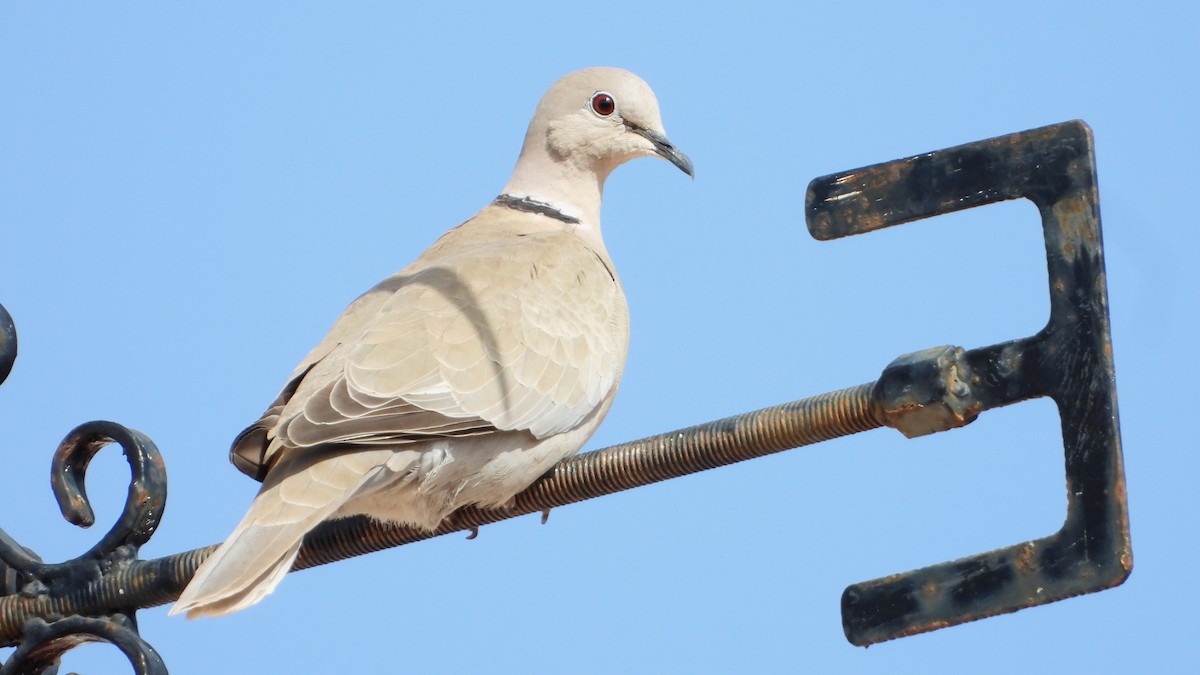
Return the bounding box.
[1,2,1195,672]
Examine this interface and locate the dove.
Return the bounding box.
[171,67,692,618]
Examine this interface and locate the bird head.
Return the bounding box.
[502,67,692,228]
[535,67,693,180]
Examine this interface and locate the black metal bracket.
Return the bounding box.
[806,119,1131,645]
[0,120,1129,671]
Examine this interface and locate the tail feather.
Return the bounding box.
[171,450,389,618]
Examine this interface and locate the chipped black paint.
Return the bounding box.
[808,120,1130,646]
[841,579,918,635]
[949,559,1014,607]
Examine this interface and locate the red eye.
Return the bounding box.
[591,92,615,116]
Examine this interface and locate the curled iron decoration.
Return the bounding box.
[0,303,169,675]
[50,422,167,565]
[0,617,167,675]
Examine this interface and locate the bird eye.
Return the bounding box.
[591,92,616,117]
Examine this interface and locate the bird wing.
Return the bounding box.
[236,226,627,477]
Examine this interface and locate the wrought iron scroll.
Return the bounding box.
[0,304,168,674]
[0,120,1129,672]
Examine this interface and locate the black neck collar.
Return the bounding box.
[493,193,580,225]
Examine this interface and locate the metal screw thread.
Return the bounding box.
[1,547,215,645]
[0,382,881,634]
[295,381,882,569]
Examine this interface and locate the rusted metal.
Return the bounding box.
[0,119,1129,670]
[807,119,1130,645]
[873,346,980,439]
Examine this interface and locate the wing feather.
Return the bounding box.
[243,227,625,473]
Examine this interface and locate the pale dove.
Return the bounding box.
[171,67,692,618]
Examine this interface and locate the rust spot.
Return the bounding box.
[1015,542,1036,573]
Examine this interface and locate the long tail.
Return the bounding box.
[170,449,390,618]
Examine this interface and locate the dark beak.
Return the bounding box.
[630,125,694,178]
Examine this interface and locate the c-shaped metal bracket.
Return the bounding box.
[806,120,1131,645]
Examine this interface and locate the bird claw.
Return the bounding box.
[540,508,552,525]
[465,526,479,540]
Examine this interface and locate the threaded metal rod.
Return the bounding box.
[297,381,881,568]
[1,382,881,641]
